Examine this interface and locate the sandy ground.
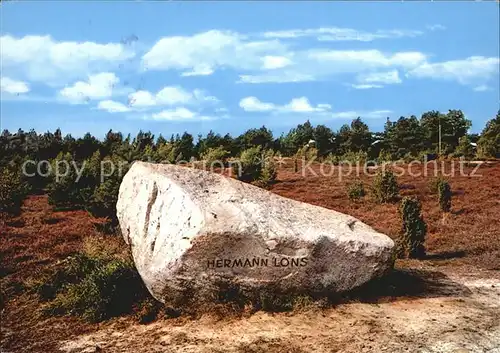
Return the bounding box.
[60,269,500,353]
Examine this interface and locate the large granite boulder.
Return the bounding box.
[116,162,394,305]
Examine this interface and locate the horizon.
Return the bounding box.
[1,1,499,139]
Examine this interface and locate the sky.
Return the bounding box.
[1,1,499,140]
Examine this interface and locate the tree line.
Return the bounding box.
[2,109,499,164]
[1,109,499,220]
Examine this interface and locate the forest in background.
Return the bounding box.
[1,109,499,223]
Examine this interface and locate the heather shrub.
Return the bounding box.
[0,166,28,214]
[326,151,368,165]
[34,237,154,323]
[237,146,263,183]
[89,178,121,217]
[47,152,86,209]
[325,153,341,165]
[259,149,277,186]
[201,146,230,166]
[371,169,399,203]
[453,136,476,159]
[156,142,176,164]
[438,179,452,213]
[398,197,427,259]
[91,156,128,220]
[341,150,368,164]
[28,253,97,302]
[296,146,318,161]
[44,257,148,322]
[428,175,445,194]
[346,180,366,201]
[377,149,393,163]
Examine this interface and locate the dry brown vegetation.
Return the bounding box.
[272,160,500,270]
[1,160,499,352]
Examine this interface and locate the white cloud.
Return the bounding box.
[262,56,292,69]
[239,50,425,84]
[407,56,500,85]
[155,86,193,105]
[331,110,392,119]
[215,107,229,113]
[59,72,120,103]
[97,100,131,113]
[473,85,489,92]
[238,72,315,84]
[142,30,287,73]
[1,77,30,94]
[239,96,276,112]
[351,84,384,90]
[127,90,156,107]
[151,107,196,120]
[350,69,402,89]
[141,29,433,84]
[426,24,446,31]
[180,65,215,77]
[92,85,223,118]
[239,96,330,113]
[356,70,402,85]
[148,108,219,121]
[262,27,423,41]
[309,50,426,69]
[1,35,135,85]
[193,89,220,103]
[239,96,391,121]
[127,86,218,108]
[287,97,329,112]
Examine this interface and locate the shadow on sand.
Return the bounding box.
[423,251,466,260]
[342,268,472,304]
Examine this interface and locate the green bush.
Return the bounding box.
[87,177,121,227]
[453,136,476,159]
[371,169,399,203]
[401,152,418,164]
[155,142,176,164]
[325,153,340,165]
[341,151,368,164]
[438,179,452,213]
[40,253,151,323]
[235,147,277,187]
[47,151,127,223]
[259,149,277,186]
[326,151,368,165]
[237,146,263,182]
[201,146,230,166]
[44,257,146,322]
[47,152,86,209]
[377,149,393,163]
[477,112,500,159]
[398,197,427,259]
[428,175,445,194]
[346,180,365,201]
[28,253,97,301]
[296,146,318,161]
[0,166,28,214]
[27,235,157,323]
[88,155,128,224]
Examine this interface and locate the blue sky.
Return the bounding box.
[1,1,499,139]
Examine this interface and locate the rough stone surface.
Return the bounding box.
[116,161,395,304]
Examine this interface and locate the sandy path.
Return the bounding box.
[60,269,500,353]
